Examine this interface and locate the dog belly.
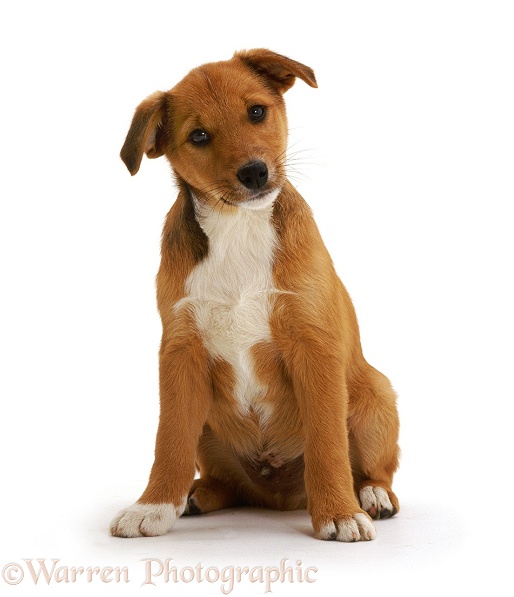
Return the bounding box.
[198,418,307,510]
[202,342,307,501]
[241,452,305,495]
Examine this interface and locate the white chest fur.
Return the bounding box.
[176,198,279,415]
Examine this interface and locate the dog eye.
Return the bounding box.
[248,105,266,123]
[189,129,210,146]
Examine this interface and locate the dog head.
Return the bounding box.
[120,49,317,210]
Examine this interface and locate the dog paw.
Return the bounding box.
[184,493,202,515]
[110,500,186,538]
[183,477,238,515]
[359,486,398,519]
[314,512,376,542]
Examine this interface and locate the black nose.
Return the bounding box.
[236,161,268,190]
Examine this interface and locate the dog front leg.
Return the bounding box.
[288,340,376,542]
[110,335,212,538]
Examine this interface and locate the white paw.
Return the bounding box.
[359,486,394,519]
[110,500,186,538]
[317,513,376,542]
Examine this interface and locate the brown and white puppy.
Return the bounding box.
[110,49,400,542]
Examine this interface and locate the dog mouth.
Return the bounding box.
[223,187,281,210]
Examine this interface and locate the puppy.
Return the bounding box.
[110,49,400,542]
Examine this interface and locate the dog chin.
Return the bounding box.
[238,188,281,211]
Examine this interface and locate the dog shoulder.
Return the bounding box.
[271,183,359,345]
[157,188,208,307]
[273,182,336,286]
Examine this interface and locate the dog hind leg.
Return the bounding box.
[184,476,243,515]
[347,363,400,519]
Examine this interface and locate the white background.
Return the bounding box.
[1,1,513,595]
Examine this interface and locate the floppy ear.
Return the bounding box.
[236,49,318,94]
[120,91,168,175]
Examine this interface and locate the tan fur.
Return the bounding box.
[112,49,400,541]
